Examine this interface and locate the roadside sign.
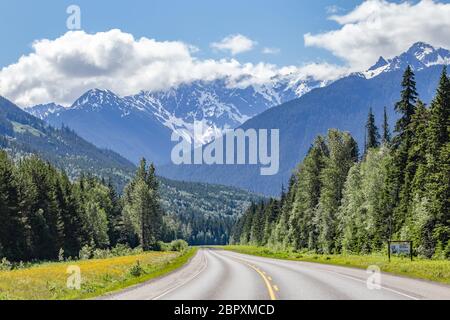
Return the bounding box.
[388,241,413,262]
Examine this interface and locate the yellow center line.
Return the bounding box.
[244,263,277,301]
[213,251,278,301]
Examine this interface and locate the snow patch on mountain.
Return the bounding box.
[363,42,450,79]
[119,77,318,144]
[27,103,65,120]
[27,42,450,145]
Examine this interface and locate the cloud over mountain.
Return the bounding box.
[0,30,293,107]
[305,0,450,70]
[8,1,450,107]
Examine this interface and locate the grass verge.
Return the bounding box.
[220,245,450,285]
[0,248,197,300]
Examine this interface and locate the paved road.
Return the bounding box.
[103,248,450,300]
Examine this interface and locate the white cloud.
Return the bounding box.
[262,47,281,55]
[293,63,350,82]
[0,30,289,107]
[0,30,349,108]
[305,0,450,70]
[211,34,257,55]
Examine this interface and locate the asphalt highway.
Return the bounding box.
[103,248,450,300]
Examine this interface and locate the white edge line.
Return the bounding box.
[223,251,420,300]
[150,252,208,300]
[315,269,420,300]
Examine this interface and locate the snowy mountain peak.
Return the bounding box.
[28,41,449,146]
[368,56,388,71]
[407,42,435,59]
[71,88,125,111]
[26,103,65,120]
[364,42,450,79]
[124,79,299,144]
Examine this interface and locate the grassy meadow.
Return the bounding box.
[221,246,450,285]
[0,248,196,300]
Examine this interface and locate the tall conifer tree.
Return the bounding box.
[365,107,380,151]
[382,106,391,144]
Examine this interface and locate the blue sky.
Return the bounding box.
[2,0,450,107]
[0,0,364,68]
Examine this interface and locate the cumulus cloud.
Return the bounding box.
[0,29,348,108]
[305,0,450,70]
[0,30,289,107]
[211,34,257,55]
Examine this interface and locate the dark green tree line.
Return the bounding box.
[232,66,450,259]
[0,155,166,262]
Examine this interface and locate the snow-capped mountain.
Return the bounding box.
[26,41,450,168]
[71,89,127,112]
[28,76,322,145]
[363,42,450,79]
[27,88,174,164]
[28,103,65,120]
[160,42,450,195]
[123,78,314,144]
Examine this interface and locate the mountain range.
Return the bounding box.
[27,73,325,164]
[158,42,450,194]
[25,42,450,195]
[0,95,260,243]
[0,95,134,190]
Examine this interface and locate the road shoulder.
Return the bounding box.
[99,248,205,300]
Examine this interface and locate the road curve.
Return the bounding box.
[102,248,450,300]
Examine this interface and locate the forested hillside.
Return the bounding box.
[0,95,258,250]
[159,63,448,196]
[0,155,165,261]
[0,96,135,191]
[231,66,450,259]
[159,178,262,245]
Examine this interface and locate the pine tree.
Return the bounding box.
[106,181,123,247]
[122,159,164,250]
[263,199,280,246]
[394,65,418,146]
[382,106,391,144]
[399,99,429,215]
[408,100,430,195]
[0,151,26,261]
[392,66,418,231]
[287,136,328,251]
[143,162,163,250]
[270,175,296,249]
[427,66,449,167]
[250,202,266,246]
[56,172,83,258]
[422,66,450,256]
[365,107,380,152]
[239,203,256,244]
[16,157,64,260]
